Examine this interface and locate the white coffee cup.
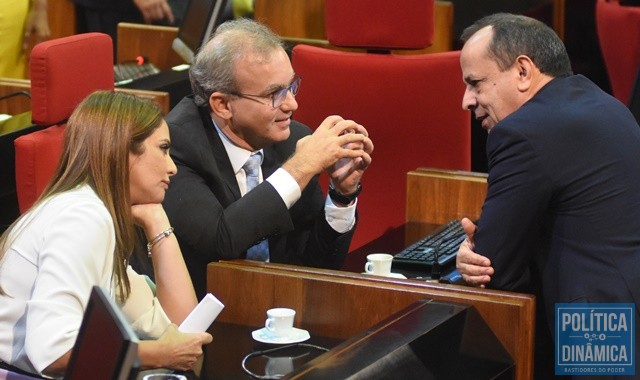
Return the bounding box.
[265,308,296,338]
[364,253,393,276]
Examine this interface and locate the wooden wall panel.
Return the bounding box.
[48,0,76,39]
[255,0,454,53]
[254,0,326,39]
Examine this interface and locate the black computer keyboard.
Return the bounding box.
[393,220,465,270]
[113,63,160,84]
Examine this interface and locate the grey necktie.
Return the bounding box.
[243,153,270,261]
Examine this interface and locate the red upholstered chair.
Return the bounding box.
[596,0,640,104]
[291,0,471,251]
[14,33,114,213]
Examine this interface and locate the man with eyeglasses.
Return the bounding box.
[160,18,374,298]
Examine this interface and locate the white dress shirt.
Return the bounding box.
[214,121,356,233]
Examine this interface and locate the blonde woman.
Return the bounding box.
[0,91,212,378]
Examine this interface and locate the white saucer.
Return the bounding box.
[252,327,310,344]
[361,272,407,279]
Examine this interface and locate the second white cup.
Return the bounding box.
[265,308,296,338]
[364,253,393,276]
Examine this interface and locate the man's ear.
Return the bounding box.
[516,55,535,92]
[209,92,233,120]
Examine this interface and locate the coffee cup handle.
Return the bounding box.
[265,317,275,331]
[364,262,373,273]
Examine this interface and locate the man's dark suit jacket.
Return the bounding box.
[163,96,354,298]
[475,73,640,332]
[475,75,640,378]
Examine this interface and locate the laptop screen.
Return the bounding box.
[172,0,229,64]
[64,286,139,380]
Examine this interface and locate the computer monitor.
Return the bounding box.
[64,286,139,380]
[172,0,229,64]
[287,299,514,379]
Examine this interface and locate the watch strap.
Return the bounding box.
[329,183,362,205]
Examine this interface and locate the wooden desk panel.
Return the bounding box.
[115,88,171,115]
[0,79,31,115]
[116,23,184,70]
[0,78,170,116]
[207,260,534,379]
[406,167,488,224]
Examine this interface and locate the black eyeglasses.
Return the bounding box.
[230,76,301,109]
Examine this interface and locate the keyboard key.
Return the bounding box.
[393,220,464,270]
[114,63,160,84]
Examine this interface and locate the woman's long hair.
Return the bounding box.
[0,91,163,301]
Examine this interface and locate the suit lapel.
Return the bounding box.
[261,144,281,178]
[198,107,242,201]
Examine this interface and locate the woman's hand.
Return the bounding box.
[131,204,171,239]
[132,203,198,323]
[140,324,213,371]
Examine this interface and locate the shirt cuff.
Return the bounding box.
[266,168,301,209]
[325,196,357,233]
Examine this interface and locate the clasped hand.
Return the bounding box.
[297,115,373,194]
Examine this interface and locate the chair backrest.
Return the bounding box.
[14,33,114,213]
[596,0,640,104]
[291,0,471,251]
[324,0,434,49]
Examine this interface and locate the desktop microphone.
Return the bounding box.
[431,228,466,282]
[431,239,443,281]
[134,55,149,65]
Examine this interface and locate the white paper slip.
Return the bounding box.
[179,293,225,333]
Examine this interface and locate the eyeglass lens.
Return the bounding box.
[272,77,301,108]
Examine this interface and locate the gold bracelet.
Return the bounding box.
[147,227,174,258]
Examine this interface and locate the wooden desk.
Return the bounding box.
[406,167,488,225]
[117,23,184,70]
[114,88,171,116]
[342,221,440,274]
[207,260,534,379]
[137,322,340,379]
[200,322,341,378]
[200,168,533,377]
[0,78,171,116]
[0,79,31,116]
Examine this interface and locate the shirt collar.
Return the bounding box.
[212,118,264,174]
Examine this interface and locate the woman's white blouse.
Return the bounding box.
[0,185,169,375]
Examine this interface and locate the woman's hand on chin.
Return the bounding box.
[131,204,171,238]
